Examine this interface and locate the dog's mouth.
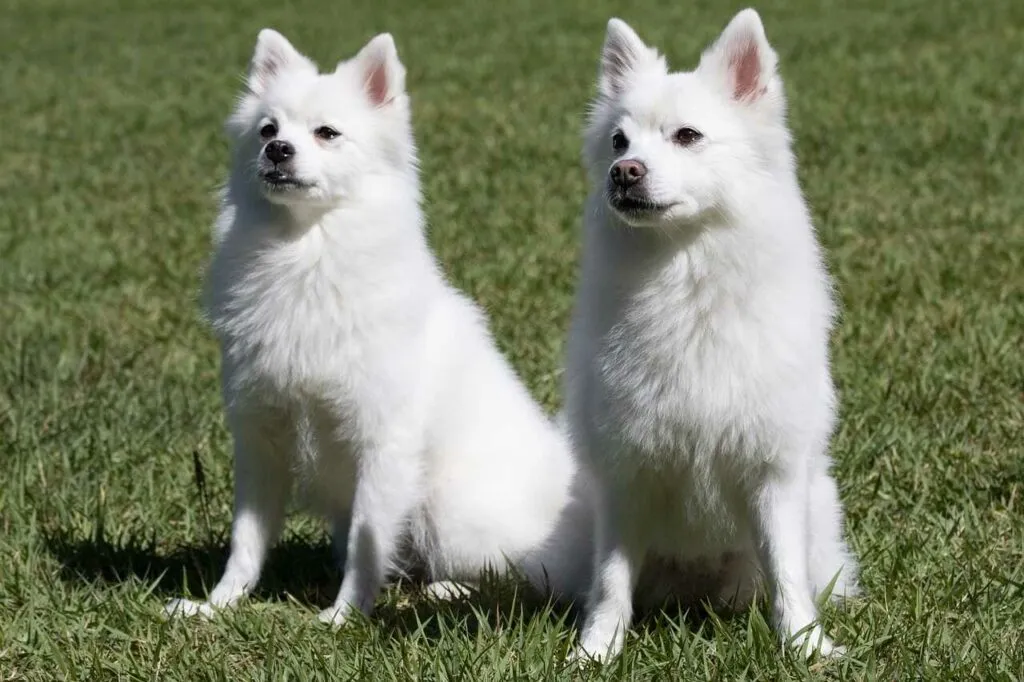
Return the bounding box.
[607,193,675,219]
[260,169,311,190]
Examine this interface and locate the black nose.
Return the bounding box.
[265,140,295,165]
[610,159,647,189]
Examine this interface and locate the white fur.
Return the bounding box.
[165,30,593,625]
[564,10,859,661]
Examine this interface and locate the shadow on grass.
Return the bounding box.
[44,531,342,607]
[375,574,584,642]
[43,531,580,640]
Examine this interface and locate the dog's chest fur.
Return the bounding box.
[600,241,780,456]
[204,217,437,508]
[207,223,424,405]
[577,225,832,553]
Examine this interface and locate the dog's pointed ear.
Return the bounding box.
[698,9,779,105]
[598,19,663,100]
[354,33,406,107]
[248,29,314,95]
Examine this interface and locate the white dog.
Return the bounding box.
[164,30,593,625]
[563,9,859,660]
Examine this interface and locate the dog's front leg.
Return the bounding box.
[166,416,292,619]
[747,458,840,656]
[318,432,420,627]
[573,491,644,662]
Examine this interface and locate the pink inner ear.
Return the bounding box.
[365,61,390,106]
[730,39,762,100]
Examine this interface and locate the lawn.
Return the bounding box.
[2,0,1022,679]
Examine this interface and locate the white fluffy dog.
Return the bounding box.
[164,30,593,625]
[563,9,859,660]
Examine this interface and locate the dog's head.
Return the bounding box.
[585,10,790,229]
[227,30,414,210]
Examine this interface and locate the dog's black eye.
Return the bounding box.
[674,127,703,146]
[315,126,341,141]
[611,130,629,153]
[259,122,278,139]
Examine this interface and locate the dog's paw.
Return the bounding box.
[317,604,353,629]
[790,625,843,659]
[423,580,473,601]
[569,630,622,665]
[163,598,216,621]
[568,643,611,666]
[567,646,598,666]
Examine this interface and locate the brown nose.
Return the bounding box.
[610,159,647,189]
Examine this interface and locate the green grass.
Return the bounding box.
[2,0,1022,678]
